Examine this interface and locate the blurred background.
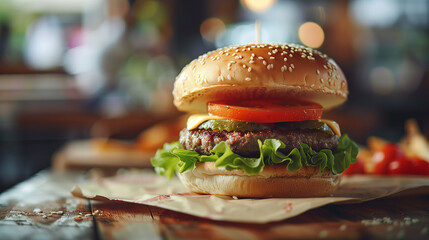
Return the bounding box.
[0,0,428,192]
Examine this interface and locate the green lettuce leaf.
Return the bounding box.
[151,134,359,179]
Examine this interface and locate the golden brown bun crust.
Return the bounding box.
[178,162,341,198]
[173,43,348,113]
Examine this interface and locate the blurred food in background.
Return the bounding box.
[0,0,428,192]
[345,120,429,176]
[53,115,187,171]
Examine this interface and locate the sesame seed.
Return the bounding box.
[289,54,293,57]
[232,196,239,200]
[283,57,287,61]
[289,67,292,72]
[317,69,320,74]
[249,60,255,64]
[225,53,229,56]
[230,60,236,63]
[268,46,273,49]
[251,53,255,57]
[268,52,272,55]
[270,56,275,59]
[258,56,264,60]
[235,49,239,52]
[232,53,237,57]
[281,66,285,72]
[291,64,294,68]
[248,67,252,72]
[42,215,48,219]
[310,84,315,87]
[323,65,328,69]
[301,54,306,58]
[270,64,274,69]
[242,64,247,68]
[227,75,231,80]
[263,60,267,65]
[247,47,251,51]
[245,77,251,81]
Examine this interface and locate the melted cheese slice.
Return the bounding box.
[187,114,228,130]
[320,119,341,137]
[187,114,341,137]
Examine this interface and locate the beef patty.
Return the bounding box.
[180,128,339,157]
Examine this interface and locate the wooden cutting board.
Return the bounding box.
[1,171,429,240]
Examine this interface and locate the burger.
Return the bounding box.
[151,43,358,198]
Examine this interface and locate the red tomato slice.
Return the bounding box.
[388,157,415,175]
[372,143,403,175]
[207,99,323,123]
[342,157,365,175]
[411,158,429,176]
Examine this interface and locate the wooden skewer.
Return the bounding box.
[255,19,261,44]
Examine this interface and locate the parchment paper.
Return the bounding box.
[72,170,429,223]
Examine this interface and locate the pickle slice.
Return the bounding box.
[198,119,335,135]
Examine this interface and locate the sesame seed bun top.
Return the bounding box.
[173,43,348,113]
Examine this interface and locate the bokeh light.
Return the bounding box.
[200,17,226,43]
[241,0,277,13]
[298,22,324,48]
[370,67,395,95]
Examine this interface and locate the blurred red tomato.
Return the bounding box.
[342,157,365,175]
[388,157,415,175]
[372,143,403,175]
[411,158,429,176]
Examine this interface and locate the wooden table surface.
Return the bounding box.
[1,170,428,240]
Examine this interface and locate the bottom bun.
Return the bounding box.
[178,162,341,198]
